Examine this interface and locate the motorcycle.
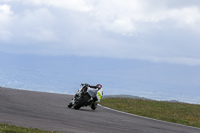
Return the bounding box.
[68,83,98,110]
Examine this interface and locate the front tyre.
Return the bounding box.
[74,94,90,109]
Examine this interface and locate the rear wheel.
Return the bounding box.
[74,94,90,109]
[68,103,73,108]
[91,102,97,110]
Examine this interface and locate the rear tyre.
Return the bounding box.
[68,103,73,108]
[91,102,97,110]
[74,94,90,109]
[91,104,97,110]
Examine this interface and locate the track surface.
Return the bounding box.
[0,87,200,133]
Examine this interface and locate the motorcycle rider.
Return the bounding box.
[89,84,103,109]
[69,83,103,110]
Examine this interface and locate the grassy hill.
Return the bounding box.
[100,97,200,128]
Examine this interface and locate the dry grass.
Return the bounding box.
[0,123,59,133]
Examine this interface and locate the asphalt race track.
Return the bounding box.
[0,87,200,133]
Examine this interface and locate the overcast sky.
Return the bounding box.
[1,0,200,66]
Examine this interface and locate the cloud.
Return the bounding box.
[165,7,200,31]
[24,0,94,12]
[1,0,200,66]
[19,8,59,42]
[0,4,13,41]
[19,0,200,34]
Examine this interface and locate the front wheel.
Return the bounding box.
[74,94,90,109]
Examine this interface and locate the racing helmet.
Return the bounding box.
[96,84,102,89]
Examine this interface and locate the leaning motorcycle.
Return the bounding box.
[68,84,98,110]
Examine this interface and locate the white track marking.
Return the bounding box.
[98,104,200,130]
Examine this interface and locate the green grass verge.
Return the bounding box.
[100,98,200,128]
[0,123,59,133]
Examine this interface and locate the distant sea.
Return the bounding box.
[1,52,200,104]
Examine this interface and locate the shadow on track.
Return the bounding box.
[67,107,97,112]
